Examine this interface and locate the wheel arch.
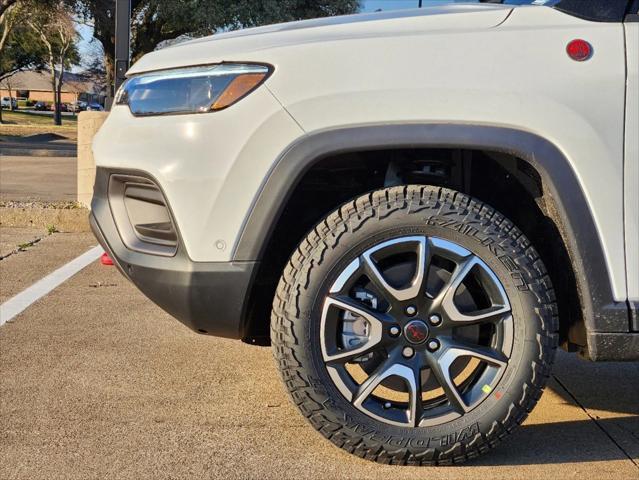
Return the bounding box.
[234,123,630,355]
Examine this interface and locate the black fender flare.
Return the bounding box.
[233,123,630,341]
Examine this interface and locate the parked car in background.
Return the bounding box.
[86,102,104,111]
[1,97,17,109]
[33,101,49,111]
[70,100,87,112]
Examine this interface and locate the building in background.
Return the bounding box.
[0,70,104,105]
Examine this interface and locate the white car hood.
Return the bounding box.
[128,5,513,75]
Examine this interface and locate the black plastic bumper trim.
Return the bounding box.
[585,332,639,361]
[91,168,257,339]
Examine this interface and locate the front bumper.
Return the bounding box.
[91,167,257,338]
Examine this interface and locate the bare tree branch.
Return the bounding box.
[0,0,17,18]
[25,1,78,125]
[0,1,17,52]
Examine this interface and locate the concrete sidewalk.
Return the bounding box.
[0,230,637,479]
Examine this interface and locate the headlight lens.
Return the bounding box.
[115,63,272,116]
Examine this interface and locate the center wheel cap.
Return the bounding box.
[404,320,430,345]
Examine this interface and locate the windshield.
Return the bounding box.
[479,1,560,4]
[360,1,630,21]
[361,1,559,11]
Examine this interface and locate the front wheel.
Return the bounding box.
[271,186,558,465]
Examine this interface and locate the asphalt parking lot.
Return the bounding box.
[0,226,638,479]
[0,156,76,202]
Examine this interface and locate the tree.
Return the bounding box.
[223,0,361,25]
[0,0,17,18]
[83,53,107,97]
[0,1,15,53]
[0,8,45,80]
[26,1,79,125]
[0,0,55,52]
[70,0,360,97]
[0,3,46,123]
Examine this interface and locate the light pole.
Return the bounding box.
[419,0,423,6]
[109,0,131,109]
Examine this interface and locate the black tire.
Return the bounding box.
[271,185,558,465]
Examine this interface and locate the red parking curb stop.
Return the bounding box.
[100,252,114,266]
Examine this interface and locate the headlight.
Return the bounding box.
[115,63,272,116]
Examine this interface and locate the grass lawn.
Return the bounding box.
[0,110,77,139]
[0,109,78,126]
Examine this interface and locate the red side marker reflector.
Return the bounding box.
[567,39,592,62]
[100,252,114,266]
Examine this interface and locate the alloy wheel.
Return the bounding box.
[320,236,514,427]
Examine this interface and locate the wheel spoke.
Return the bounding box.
[326,294,387,321]
[432,255,478,309]
[353,355,422,425]
[427,339,507,414]
[425,354,469,414]
[352,357,393,405]
[412,366,425,427]
[361,236,428,303]
[432,253,511,326]
[329,258,361,295]
[447,305,511,325]
[323,344,381,364]
[321,296,386,363]
[442,339,509,368]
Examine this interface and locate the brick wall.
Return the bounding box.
[0,89,79,104]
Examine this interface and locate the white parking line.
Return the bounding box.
[0,245,104,326]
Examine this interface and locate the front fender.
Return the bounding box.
[233,123,630,353]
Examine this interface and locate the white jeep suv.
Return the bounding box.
[91,0,639,465]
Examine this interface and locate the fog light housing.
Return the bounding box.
[108,174,178,256]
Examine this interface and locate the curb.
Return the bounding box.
[0,207,90,232]
[0,147,77,158]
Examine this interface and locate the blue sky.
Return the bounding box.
[76,1,447,69]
